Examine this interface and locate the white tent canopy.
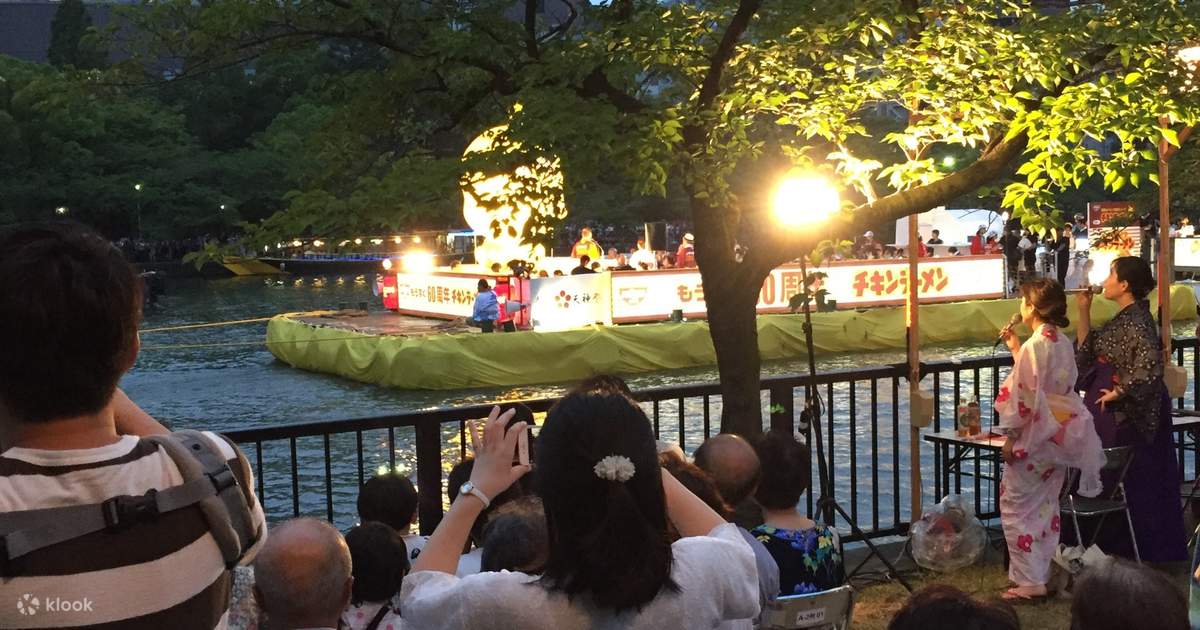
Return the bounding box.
[892,207,1006,247]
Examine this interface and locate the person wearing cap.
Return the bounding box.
[970,226,986,255]
[857,231,882,259]
[571,227,603,261]
[675,233,697,268]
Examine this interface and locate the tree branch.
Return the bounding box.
[695,0,763,110]
[576,67,646,113]
[524,0,540,58]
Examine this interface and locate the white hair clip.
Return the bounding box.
[593,455,636,482]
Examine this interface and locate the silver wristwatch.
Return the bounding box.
[458,481,491,508]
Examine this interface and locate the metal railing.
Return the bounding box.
[221,337,1200,539]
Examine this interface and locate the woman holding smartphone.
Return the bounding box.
[1075,256,1187,562]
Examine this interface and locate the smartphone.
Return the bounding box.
[516,428,530,466]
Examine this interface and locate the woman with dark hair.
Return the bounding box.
[995,279,1104,601]
[401,398,759,629]
[342,522,408,630]
[888,585,1019,630]
[1071,558,1187,630]
[750,431,844,596]
[1075,256,1187,562]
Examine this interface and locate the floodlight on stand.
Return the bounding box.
[772,175,840,228]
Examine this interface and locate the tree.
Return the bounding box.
[47,0,106,70]
[123,0,1200,434]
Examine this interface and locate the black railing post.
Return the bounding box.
[415,420,444,535]
[769,386,794,434]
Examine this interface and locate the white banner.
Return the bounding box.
[393,272,482,319]
[529,273,613,331]
[610,256,1005,323]
[1175,238,1200,270]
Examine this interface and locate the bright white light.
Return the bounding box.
[1088,250,1118,287]
[393,236,403,244]
[354,238,363,245]
[402,252,436,273]
[371,238,384,245]
[263,245,270,252]
[219,204,227,211]
[339,240,350,247]
[381,258,394,271]
[772,176,840,228]
[413,235,422,244]
[292,240,303,247]
[1179,45,1200,64]
[54,206,67,215]
[942,156,956,168]
[133,183,143,192]
[312,240,324,247]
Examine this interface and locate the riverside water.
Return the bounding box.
[122,274,1199,529]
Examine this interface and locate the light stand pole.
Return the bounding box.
[797,245,914,592]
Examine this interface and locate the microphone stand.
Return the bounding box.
[798,255,913,591]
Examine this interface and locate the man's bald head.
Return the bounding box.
[694,434,761,506]
[254,518,352,629]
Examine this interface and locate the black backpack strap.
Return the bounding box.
[363,603,392,630]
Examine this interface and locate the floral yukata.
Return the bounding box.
[996,324,1104,587]
[750,524,844,596]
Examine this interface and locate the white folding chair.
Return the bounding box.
[760,585,854,630]
[1060,445,1139,563]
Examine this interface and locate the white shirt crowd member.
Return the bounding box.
[400,522,759,630]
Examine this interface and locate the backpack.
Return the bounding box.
[0,430,259,577]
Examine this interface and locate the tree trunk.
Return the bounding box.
[703,266,764,436]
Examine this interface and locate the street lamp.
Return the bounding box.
[133,183,144,239]
[771,175,840,228]
[55,206,68,215]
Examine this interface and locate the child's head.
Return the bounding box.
[356,472,419,533]
[344,522,408,605]
[480,496,549,573]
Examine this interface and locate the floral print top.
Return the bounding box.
[750,523,845,596]
[1076,302,1165,441]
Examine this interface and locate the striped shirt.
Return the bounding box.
[0,432,267,629]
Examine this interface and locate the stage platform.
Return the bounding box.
[265,286,1199,390]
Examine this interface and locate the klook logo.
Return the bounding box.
[16,594,38,616]
[15,594,93,616]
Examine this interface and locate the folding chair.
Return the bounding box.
[1060,446,1139,563]
[760,585,854,630]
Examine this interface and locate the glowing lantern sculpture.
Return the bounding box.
[461,123,566,271]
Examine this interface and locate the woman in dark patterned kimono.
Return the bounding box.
[1075,256,1186,562]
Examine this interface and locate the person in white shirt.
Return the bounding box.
[254,518,352,630]
[401,391,760,630]
[629,239,658,270]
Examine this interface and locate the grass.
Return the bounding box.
[850,562,1073,630]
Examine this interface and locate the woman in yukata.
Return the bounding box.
[997,278,1105,601]
[1076,256,1187,563]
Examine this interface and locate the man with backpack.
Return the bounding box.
[0,222,266,629]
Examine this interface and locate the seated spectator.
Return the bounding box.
[446,455,526,576]
[751,430,845,596]
[0,223,266,629]
[255,518,353,630]
[1070,558,1186,630]
[402,395,760,629]
[480,496,549,573]
[357,472,427,562]
[695,434,764,529]
[888,585,1019,630]
[342,522,408,630]
[613,254,635,271]
[468,279,499,332]
[571,255,596,275]
[660,456,732,524]
[694,434,782,605]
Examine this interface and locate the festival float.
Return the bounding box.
[265,129,1197,390]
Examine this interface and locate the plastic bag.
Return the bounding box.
[910,495,988,572]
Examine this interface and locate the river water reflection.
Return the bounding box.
[123,275,1200,529]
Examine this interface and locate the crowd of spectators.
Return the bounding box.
[114,236,215,263]
[0,221,1192,630]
